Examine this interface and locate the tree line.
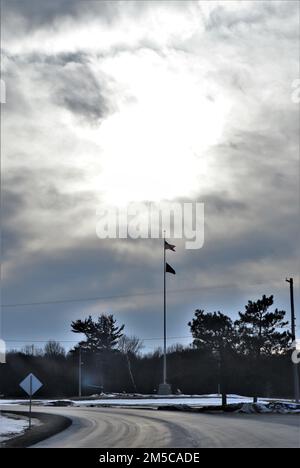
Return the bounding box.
[0,295,296,398]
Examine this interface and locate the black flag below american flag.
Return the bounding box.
[166,263,176,275]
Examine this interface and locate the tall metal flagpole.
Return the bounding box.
[159,234,173,395]
[163,233,167,385]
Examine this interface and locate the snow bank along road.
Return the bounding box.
[0,415,29,443]
[2,405,299,448]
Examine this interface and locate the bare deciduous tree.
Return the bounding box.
[118,335,144,356]
[44,340,66,358]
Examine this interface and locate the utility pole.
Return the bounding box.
[163,233,167,386]
[78,346,82,398]
[286,278,300,403]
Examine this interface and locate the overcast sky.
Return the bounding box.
[1,0,299,353]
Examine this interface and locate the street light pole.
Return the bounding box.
[286,278,300,403]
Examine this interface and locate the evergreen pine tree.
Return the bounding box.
[71,314,125,352]
[235,295,290,357]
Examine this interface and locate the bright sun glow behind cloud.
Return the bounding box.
[86,51,230,205]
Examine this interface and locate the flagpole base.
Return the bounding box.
[158,383,172,395]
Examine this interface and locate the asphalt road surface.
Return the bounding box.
[25,408,300,448]
[2,405,300,448]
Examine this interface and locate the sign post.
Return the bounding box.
[19,373,43,429]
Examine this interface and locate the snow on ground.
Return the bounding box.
[0,394,295,408]
[0,415,28,443]
[75,398,229,406]
[73,395,266,407]
[0,400,28,406]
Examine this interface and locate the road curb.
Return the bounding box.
[1,411,72,448]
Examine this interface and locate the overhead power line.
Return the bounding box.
[1,280,282,308]
[5,324,296,345]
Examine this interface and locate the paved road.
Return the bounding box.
[2,405,300,448]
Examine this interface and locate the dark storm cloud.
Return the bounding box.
[1,190,26,254]
[178,182,300,274]
[203,0,299,35]
[4,0,82,25]
[14,51,89,67]
[3,0,121,32]
[1,237,164,315]
[194,221,299,271]
[2,50,114,124]
[201,193,247,215]
[3,165,87,205]
[205,2,267,31]
[1,165,96,258]
[47,60,112,123]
